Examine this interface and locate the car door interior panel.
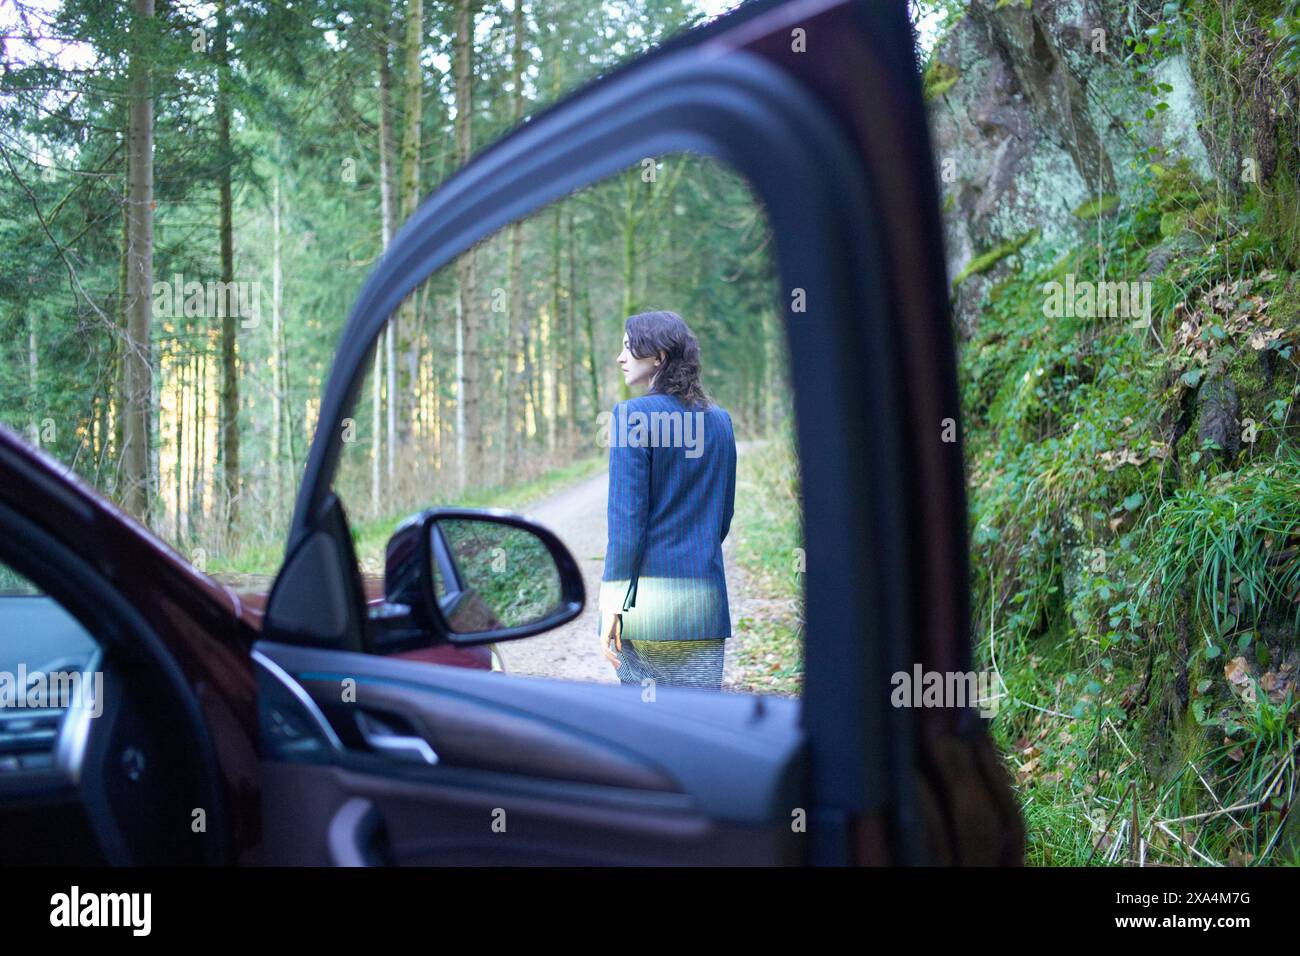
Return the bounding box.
[255,641,809,865]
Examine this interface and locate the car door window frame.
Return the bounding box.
[264,19,918,865]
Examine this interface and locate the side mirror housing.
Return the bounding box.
[374,508,585,651]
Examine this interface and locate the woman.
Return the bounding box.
[598,310,737,690]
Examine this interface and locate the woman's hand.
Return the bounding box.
[600,610,623,670]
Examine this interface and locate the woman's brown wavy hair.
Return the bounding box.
[625,310,712,408]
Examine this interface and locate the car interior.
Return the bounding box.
[0,504,227,865]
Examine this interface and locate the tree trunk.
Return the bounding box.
[187,347,199,539]
[271,167,285,522]
[27,314,38,436]
[618,171,638,401]
[504,0,526,472]
[506,221,527,463]
[567,208,577,439]
[455,294,466,494]
[115,152,128,473]
[453,0,482,482]
[122,0,154,521]
[280,315,297,481]
[192,339,206,533]
[396,0,423,455]
[376,12,397,512]
[548,206,561,452]
[216,1,239,530]
[583,276,599,415]
[386,330,397,481]
[523,316,539,441]
[173,342,185,541]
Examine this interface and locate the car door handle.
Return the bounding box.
[355,711,439,766]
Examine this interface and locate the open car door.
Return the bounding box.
[254,0,1022,866]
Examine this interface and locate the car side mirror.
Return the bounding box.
[375,508,585,651]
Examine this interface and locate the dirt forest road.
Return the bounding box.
[496,460,750,689]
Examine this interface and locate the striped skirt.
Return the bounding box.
[615,638,725,690]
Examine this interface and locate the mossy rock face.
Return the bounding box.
[1142,231,1206,281]
[1132,612,1217,790]
[952,229,1040,289]
[1151,158,1205,196]
[1218,347,1292,458]
[1137,685,1192,784]
[1059,512,1098,640]
[1196,375,1242,462]
[1159,210,1188,238]
[1187,201,1219,236]
[923,60,960,101]
[1271,276,1300,328]
[1258,160,1300,269]
[1159,201,1220,239]
[938,0,1300,859]
[1072,194,1120,219]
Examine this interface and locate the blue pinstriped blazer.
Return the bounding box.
[601,391,737,642]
